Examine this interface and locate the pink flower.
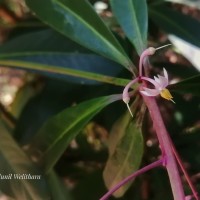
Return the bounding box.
[122,46,175,117]
[140,68,175,103]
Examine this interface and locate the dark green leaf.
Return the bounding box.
[0,55,125,85]
[14,79,75,142]
[110,0,148,55]
[27,95,121,173]
[0,120,50,199]
[0,29,90,54]
[25,0,136,73]
[153,62,198,79]
[0,60,129,86]
[0,29,126,85]
[169,74,200,95]
[149,5,200,47]
[103,111,144,197]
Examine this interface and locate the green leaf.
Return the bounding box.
[27,95,121,173]
[25,0,136,73]
[149,5,200,47]
[46,170,72,200]
[0,120,50,200]
[0,55,125,85]
[153,62,198,79]
[0,29,127,85]
[110,0,148,55]
[11,83,37,119]
[0,60,129,86]
[169,74,200,95]
[103,111,144,197]
[0,29,90,54]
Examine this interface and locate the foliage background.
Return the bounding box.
[0,0,199,199]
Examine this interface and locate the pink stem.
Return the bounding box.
[100,159,163,200]
[139,49,149,77]
[142,95,185,200]
[170,141,199,200]
[139,47,156,76]
[122,77,139,103]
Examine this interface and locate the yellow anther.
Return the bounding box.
[160,89,175,103]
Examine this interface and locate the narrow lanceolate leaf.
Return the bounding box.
[103,110,144,197]
[110,0,148,55]
[27,95,121,173]
[149,5,200,47]
[0,120,49,200]
[25,0,136,73]
[0,29,127,85]
[46,170,73,200]
[169,74,200,96]
[0,60,129,86]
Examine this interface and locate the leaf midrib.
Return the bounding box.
[129,0,144,53]
[40,98,110,159]
[55,0,128,63]
[111,125,141,187]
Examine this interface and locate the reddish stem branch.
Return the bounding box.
[99,159,163,200]
[171,141,199,200]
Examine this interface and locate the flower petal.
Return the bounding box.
[157,75,168,88]
[163,68,168,80]
[154,76,161,84]
[140,87,160,96]
[141,76,160,89]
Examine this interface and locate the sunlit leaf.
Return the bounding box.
[27,95,121,173]
[25,0,136,73]
[165,0,200,9]
[110,0,148,55]
[0,120,49,199]
[103,109,144,197]
[169,35,200,71]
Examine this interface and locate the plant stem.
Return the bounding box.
[99,159,163,200]
[171,141,199,200]
[142,96,185,200]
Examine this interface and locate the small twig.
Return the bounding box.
[170,141,199,200]
[100,159,163,200]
